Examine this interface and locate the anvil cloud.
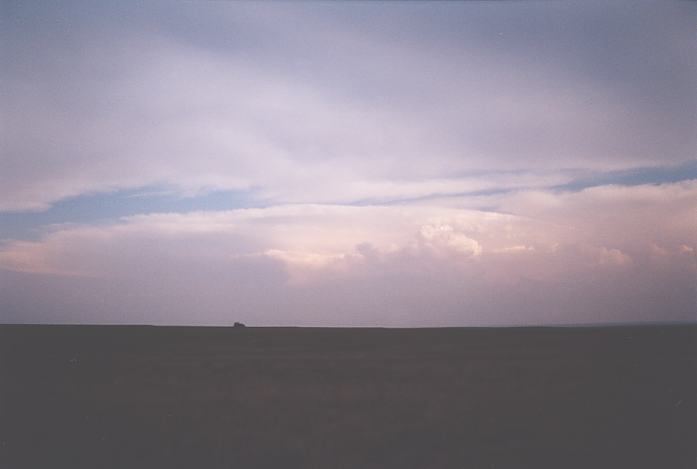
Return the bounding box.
[1,1,695,325]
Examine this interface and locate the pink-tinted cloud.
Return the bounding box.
[1,182,694,325]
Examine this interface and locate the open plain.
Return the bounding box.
[1,325,695,469]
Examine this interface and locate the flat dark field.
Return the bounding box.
[1,325,695,469]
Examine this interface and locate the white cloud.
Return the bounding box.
[417,224,482,257]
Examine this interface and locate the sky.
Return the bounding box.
[1,1,696,326]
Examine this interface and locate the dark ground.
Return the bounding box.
[0,325,695,469]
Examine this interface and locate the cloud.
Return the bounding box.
[2,2,695,211]
[1,182,695,325]
[2,3,695,326]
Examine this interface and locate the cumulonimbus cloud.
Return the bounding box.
[1,2,695,326]
[1,182,695,325]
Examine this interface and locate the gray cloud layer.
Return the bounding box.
[2,1,695,210]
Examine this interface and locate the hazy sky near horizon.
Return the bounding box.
[1,1,696,326]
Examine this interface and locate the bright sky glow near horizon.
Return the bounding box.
[1,1,696,326]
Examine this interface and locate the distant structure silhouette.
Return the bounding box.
[233,322,246,328]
